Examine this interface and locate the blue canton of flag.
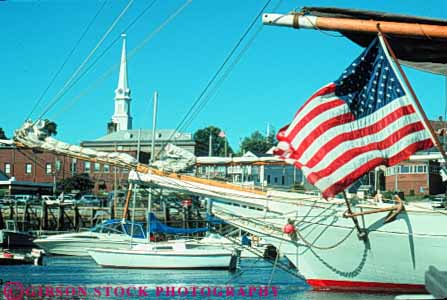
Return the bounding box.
[335,38,405,119]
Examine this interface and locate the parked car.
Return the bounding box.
[13,194,38,204]
[42,195,58,205]
[44,194,75,205]
[0,196,14,205]
[430,195,447,208]
[77,195,100,206]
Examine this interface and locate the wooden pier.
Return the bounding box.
[0,200,207,233]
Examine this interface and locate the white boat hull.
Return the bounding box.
[34,233,147,256]
[88,246,235,269]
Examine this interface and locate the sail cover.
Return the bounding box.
[300,7,447,75]
[149,212,208,234]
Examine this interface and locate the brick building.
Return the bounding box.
[384,160,444,196]
[0,145,133,195]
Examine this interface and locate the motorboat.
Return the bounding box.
[33,219,147,256]
[88,239,239,269]
[0,220,36,249]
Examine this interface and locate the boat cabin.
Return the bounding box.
[90,220,146,239]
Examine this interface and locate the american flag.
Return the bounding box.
[274,37,433,198]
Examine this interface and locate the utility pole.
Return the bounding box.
[150,91,158,164]
[208,133,213,156]
[224,138,228,157]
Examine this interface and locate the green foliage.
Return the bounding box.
[239,130,277,155]
[0,128,7,139]
[44,119,57,136]
[193,126,233,157]
[57,173,94,193]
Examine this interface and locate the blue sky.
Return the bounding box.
[1,0,446,151]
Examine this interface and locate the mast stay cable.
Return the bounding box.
[52,0,191,119]
[36,0,135,120]
[25,0,108,122]
[154,0,275,160]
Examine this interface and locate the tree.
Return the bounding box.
[193,126,233,157]
[57,173,94,194]
[240,130,277,154]
[0,128,7,139]
[44,119,57,136]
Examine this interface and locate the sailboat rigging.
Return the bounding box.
[3,4,447,292]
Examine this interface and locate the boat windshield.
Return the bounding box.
[122,223,145,239]
[90,222,124,234]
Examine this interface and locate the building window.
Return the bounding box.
[281,176,285,185]
[46,163,52,175]
[56,160,61,171]
[84,162,91,172]
[4,163,11,174]
[25,163,32,174]
[267,175,271,184]
[94,163,101,172]
[274,177,278,184]
[104,164,110,173]
[400,166,409,173]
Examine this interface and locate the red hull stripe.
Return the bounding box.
[307,279,427,293]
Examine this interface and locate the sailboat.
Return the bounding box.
[87,214,239,269]
[4,5,447,293]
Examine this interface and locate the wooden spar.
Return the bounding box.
[377,28,447,161]
[136,164,267,196]
[122,183,133,221]
[262,13,447,39]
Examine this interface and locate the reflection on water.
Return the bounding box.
[0,256,396,299]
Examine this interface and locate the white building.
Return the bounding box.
[81,33,195,160]
[111,33,132,132]
[195,151,303,190]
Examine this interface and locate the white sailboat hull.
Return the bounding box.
[88,245,235,269]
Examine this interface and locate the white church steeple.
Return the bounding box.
[112,33,132,131]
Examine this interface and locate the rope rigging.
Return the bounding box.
[25,0,108,122]
[155,0,275,160]
[52,0,191,119]
[37,0,135,120]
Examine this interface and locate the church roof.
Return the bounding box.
[88,129,193,143]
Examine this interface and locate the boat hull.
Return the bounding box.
[212,199,447,293]
[88,248,234,269]
[34,234,147,256]
[0,230,36,248]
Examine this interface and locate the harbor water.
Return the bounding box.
[1,256,399,300]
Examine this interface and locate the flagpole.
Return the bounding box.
[377,28,447,162]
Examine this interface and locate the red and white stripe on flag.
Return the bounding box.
[273,37,433,198]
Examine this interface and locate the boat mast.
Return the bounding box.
[147,91,158,242]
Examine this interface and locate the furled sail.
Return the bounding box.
[263,7,447,75]
[148,212,208,234]
[14,120,137,167]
